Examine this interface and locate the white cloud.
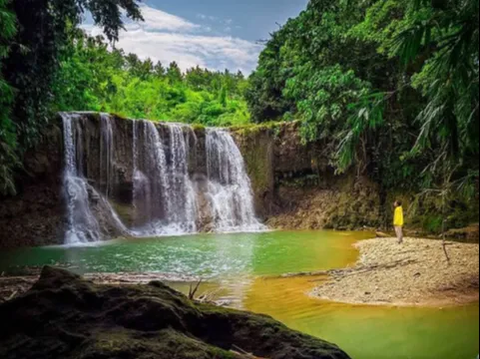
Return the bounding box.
[126,4,199,33]
[84,5,262,74]
[115,29,260,73]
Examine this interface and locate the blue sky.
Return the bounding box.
[84,0,308,74]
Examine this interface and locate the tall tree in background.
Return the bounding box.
[166,62,184,84]
[247,0,479,196]
[398,0,479,183]
[0,0,18,194]
[0,0,143,195]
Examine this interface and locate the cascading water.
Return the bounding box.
[164,125,198,233]
[62,113,130,245]
[61,113,265,245]
[131,121,197,235]
[206,129,266,232]
[62,113,102,244]
[100,114,114,198]
[132,120,170,230]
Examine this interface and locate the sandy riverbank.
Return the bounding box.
[312,237,480,307]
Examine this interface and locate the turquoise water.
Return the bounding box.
[0,230,478,359]
[0,231,370,276]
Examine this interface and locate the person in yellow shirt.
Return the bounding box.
[394,201,404,244]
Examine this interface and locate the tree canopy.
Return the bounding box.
[1,0,478,204]
[246,0,479,194]
[52,31,250,126]
[0,0,143,194]
[0,0,18,194]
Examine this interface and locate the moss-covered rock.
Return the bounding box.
[0,267,351,359]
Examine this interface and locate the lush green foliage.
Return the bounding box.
[53,31,250,127]
[247,0,479,195]
[0,0,18,195]
[0,0,142,194]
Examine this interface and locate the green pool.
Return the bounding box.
[0,231,478,359]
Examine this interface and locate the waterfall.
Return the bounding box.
[61,113,265,245]
[131,121,197,236]
[62,113,102,244]
[132,120,170,230]
[206,129,265,233]
[62,113,130,245]
[164,125,198,233]
[100,114,114,198]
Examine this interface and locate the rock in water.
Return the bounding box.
[0,267,351,359]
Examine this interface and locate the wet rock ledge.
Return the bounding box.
[0,267,351,359]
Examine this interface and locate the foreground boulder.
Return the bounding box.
[0,267,351,359]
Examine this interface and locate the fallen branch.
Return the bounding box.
[7,290,18,301]
[196,288,222,304]
[280,270,330,278]
[188,279,203,300]
[230,345,268,359]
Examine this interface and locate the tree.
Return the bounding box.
[166,62,183,84]
[245,0,478,233]
[0,0,143,195]
[154,61,166,78]
[0,0,18,195]
[185,66,209,90]
[345,0,479,188]
[398,0,479,177]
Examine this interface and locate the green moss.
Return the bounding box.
[238,132,273,197]
[192,124,206,133]
[81,328,236,359]
[111,112,129,121]
[230,121,286,137]
[0,267,351,359]
[279,174,320,188]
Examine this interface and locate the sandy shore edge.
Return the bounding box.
[312,237,480,307]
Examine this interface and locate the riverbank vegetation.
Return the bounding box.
[247,0,479,198]
[1,0,478,222]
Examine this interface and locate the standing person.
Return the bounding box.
[394,201,404,244]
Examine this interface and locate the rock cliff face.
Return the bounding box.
[0,113,477,249]
[0,266,352,359]
[233,122,479,236]
[232,122,382,231]
[0,124,64,248]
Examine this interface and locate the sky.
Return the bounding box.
[83,0,308,74]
